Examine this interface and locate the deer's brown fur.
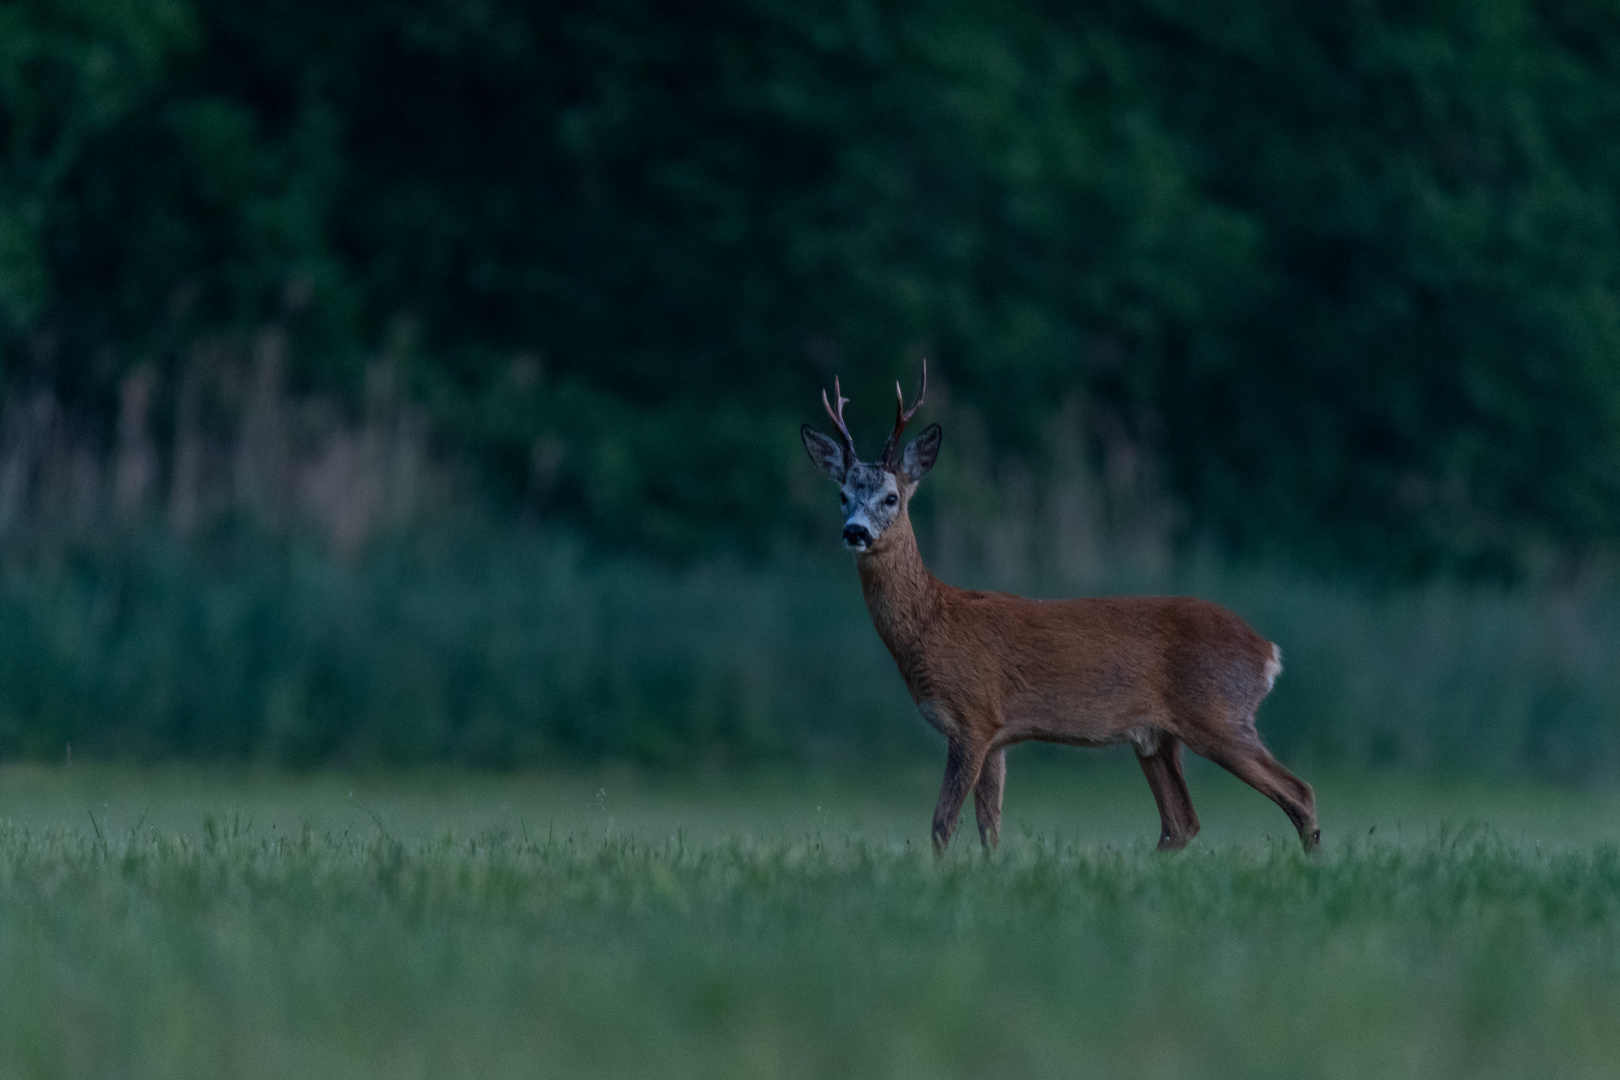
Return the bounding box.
[803,366,1318,854]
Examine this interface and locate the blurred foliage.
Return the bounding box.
[0,526,1617,778]
[0,528,919,768]
[4,0,1620,572]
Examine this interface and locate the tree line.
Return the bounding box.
[4,0,1620,575]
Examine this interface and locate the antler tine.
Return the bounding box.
[822,375,857,463]
[880,358,928,470]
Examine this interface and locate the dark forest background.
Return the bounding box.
[4,0,1620,773]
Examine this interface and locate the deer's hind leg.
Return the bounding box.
[973,748,1006,849]
[1135,735,1200,851]
[1189,722,1318,852]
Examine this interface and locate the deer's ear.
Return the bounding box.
[801,425,848,482]
[900,424,941,484]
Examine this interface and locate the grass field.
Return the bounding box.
[2,761,1619,1079]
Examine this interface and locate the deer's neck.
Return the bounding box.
[856,514,939,685]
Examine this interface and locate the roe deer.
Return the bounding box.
[801,363,1319,853]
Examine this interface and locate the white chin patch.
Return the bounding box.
[844,539,869,552]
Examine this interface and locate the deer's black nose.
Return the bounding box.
[843,523,872,547]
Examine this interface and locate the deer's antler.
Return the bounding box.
[880,358,927,471]
[821,376,857,464]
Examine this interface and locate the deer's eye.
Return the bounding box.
[840,492,849,504]
[885,494,898,506]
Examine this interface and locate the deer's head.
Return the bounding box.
[801,362,941,552]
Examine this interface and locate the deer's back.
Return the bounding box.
[914,589,1277,746]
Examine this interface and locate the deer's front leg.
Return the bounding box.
[932,739,987,853]
[973,748,1006,849]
